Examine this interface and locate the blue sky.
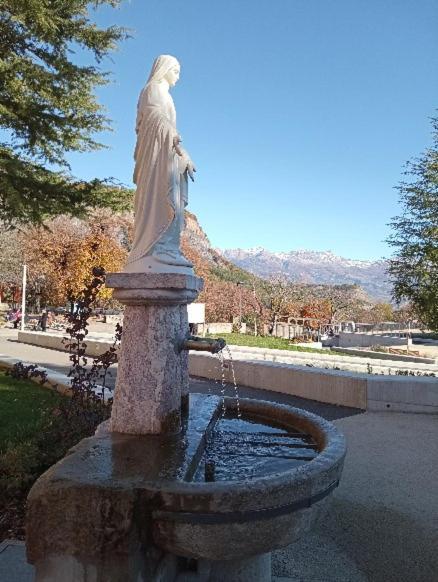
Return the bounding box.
[68,0,438,260]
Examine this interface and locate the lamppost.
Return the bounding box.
[236,281,244,331]
[21,265,27,331]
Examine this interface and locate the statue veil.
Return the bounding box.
[146,54,180,84]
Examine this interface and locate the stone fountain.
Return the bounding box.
[26,55,346,582]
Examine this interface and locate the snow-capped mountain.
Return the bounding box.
[219,247,392,300]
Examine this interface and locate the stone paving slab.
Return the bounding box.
[0,540,33,582]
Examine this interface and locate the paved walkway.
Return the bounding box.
[272,411,438,581]
[0,328,359,419]
[1,328,437,581]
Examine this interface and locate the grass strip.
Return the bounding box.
[206,333,344,355]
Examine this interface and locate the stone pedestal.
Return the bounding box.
[195,553,272,581]
[106,272,203,435]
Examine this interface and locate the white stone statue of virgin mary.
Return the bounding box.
[125,55,196,274]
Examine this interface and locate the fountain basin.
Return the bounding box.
[26,394,346,579]
[152,397,345,561]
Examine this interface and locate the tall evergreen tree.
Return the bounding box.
[387,116,438,330]
[0,0,131,224]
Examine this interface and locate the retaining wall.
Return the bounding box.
[225,344,438,374]
[16,331,438,413]
[18,331,438,374]
[18,330,115,358]
[188,354,438,413]
[338,332,411,348]
[332,346,436,365]
[189,354,367,409]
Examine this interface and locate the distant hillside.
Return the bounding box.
[182,212,258,285]
[220,247,392,301]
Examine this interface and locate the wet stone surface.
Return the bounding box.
[27,393,346,567]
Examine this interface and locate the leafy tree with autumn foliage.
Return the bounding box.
[299,298,332,328]
[19,212,128,306]
[356,302,395,324]
[308,284,368,323]
[0,0,131,225]
[256,276,297,334]
[67,226,127,304]
[197,279,254,323]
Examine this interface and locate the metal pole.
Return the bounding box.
[239,285,242,331]
[21,264,27,331]
[252,282,257,336]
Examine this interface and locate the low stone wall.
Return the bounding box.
[18,330,116,358]
[15,331,438,413]
[189,354,367,409]
[189,354,438,413]
[294,341,323,349]
[367,375,438,413]
[19,331,438,376]
[0,353,108,400]
[338,332,411,348]
[225,344,438,375]
[202,322,233,334]
[0,354,73,396]
[332,346,436,364]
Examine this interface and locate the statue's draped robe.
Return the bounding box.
[128,82,188,266]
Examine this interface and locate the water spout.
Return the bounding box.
[182,335,226,354]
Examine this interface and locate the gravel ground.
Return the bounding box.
[1,327,437,581]
[272,412,438,582]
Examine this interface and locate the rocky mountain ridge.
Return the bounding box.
[219,247,392,300]
[183,213,392,300]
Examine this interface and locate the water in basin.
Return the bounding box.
[193,411,319,483]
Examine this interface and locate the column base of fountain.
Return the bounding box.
[30,550,271,582]
[106,272,203,435]
[193,553,271,581]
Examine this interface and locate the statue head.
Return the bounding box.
[147,55,180,87]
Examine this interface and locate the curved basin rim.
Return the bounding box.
[150,398,346,512]
[153,478,339,525]
[174,397,347,493]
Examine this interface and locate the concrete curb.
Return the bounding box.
[0,354,74,396]
[12,332,438,414]
[17,330,438,374]
[332,346,436,364]
[0,354,108,400]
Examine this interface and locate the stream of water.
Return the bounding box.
[215,346,241,418]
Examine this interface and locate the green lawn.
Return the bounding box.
[207,332,341,355]
[0,371,68,539]
[0,372,64,452]
[0,370,110,540]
